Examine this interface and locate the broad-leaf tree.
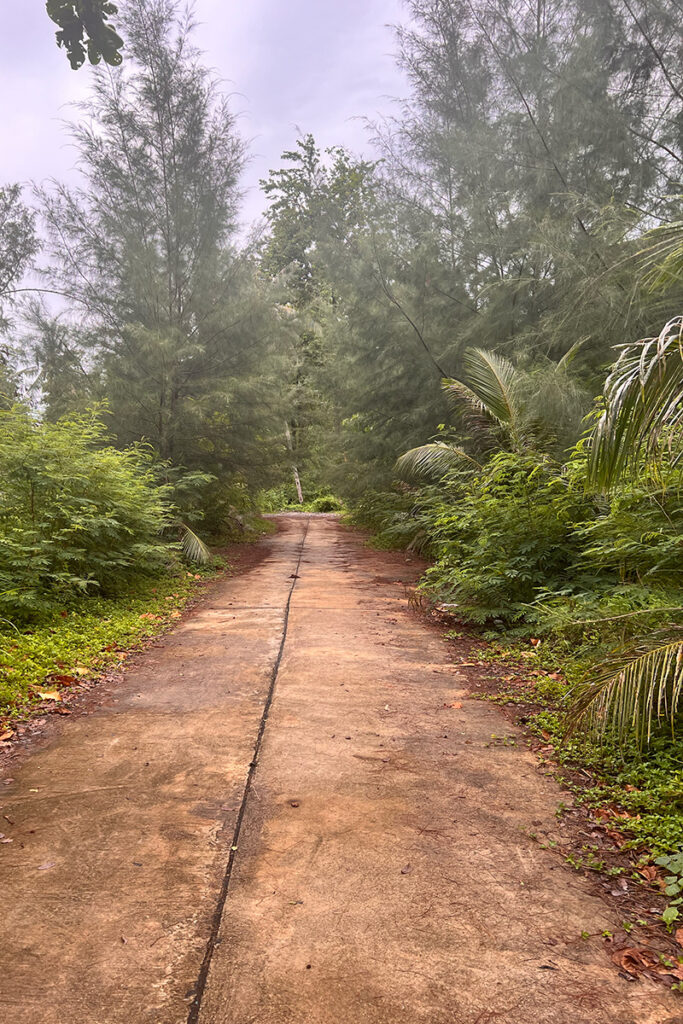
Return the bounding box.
[46,0,124,69]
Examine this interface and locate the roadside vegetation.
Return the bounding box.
[0,405,228,717]
[0,567,218,720]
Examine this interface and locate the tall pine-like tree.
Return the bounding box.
[34,0,284,514]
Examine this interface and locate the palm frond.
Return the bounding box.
[442,348,519,427]
[567,628,683,745]
[637,215,683,292]
[395,442,481,481]
[557,337,589,370]
[587,316,683,489]
[179,522,212,565]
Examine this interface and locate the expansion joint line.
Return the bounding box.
[187,518,310,1024]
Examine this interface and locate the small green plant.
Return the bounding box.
[486,733,517,747]
[565,849,606,873]
[655,850,683,930]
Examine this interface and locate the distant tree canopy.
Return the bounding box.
[0,185,38,329]
[46,0,124,69]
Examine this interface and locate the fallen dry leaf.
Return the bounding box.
[638,865,658,882]
[675,927,683,948]
[613,946,683,981]
[36,690,62,702]
[0,729,13,742]
[400,864,412,875]
[613,947,655,974]
[44,673,79,687]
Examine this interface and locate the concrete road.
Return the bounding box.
[0,516,677,1023]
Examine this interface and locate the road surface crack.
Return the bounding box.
[187,518,310,1024]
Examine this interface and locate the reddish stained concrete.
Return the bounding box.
[0,516,678,1023]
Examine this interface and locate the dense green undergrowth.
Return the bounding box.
[259,484,345,513]
[0,406,256,719]
[0,407,177,621]
[0,563,223,719]
[349,450,681,633]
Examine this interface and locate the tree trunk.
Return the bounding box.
[284,421,304,503]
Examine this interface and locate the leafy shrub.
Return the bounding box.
[346,489,414,535]
[258,484,304,511]
[0,408,173,619]
[419,452,591,622]
[309,493,344,512]
[259,485,345,513]
[167,468,264,541]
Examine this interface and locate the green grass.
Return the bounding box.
[0,563,224,719]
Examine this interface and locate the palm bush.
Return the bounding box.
[396,347,586,483]
[390,335,682,742]
[567,316,683,741]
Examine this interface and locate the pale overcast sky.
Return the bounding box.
[0,0,407,227]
